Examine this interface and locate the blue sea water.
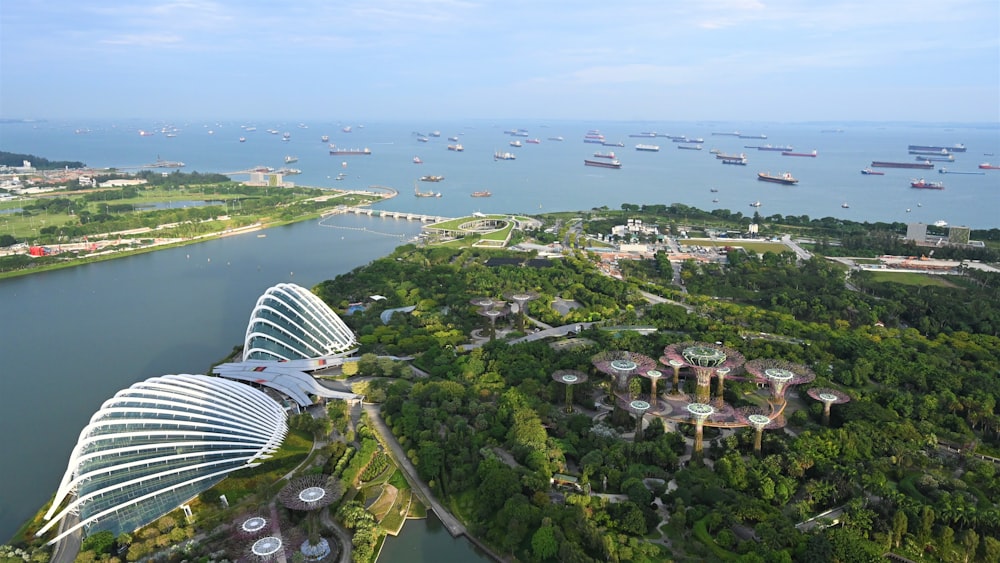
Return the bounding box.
[3,119,998,229]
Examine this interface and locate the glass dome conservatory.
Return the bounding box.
[243,283,357,362]
[37,374,287,545]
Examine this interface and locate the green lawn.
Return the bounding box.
[866,271,956,287]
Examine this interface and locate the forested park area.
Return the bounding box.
[315,234,1000,562]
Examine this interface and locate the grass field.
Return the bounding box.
[866,271,956,287]
[682,239,789,254]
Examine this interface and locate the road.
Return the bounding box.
[362,405,467,538]
[781,234,813,261]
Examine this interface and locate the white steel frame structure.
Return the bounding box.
[243,283,357,362]
[37,374,288,545]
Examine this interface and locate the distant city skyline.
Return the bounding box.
[1,0,998,122]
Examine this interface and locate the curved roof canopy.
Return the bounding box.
[38,374,287,545]
[243,283,357,362]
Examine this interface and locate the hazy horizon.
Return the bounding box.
[2,1,999,122]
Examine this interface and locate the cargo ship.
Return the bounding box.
[629,132,658,138]
[493,151,516,161]
[782,150,817,157]
[739,134,768,139]
[593,151,616,159]
[602,141,625,147]
[757,172,799,185]
[420,175,445,182]
[718,153,748,165]
[284,155,298,163]
[447,144,464,151]
[861,168,885,175]
[919,155,953,162]
[754,144,793,151]
[909,144,966,153]
[329,146,372,155]
[674,138,704,144]
[471,190,492,197]
[584,159,622,169]
[871,160,933,169]
[414,186,441,198]
[910,179,944,190]
[909,149,951,156]
[677,144,702,150]
[525,139,541,144]
[938,168,984,175]
[635,144,660,152]
[978,162,1000,170]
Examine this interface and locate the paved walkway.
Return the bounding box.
[362,405,467,538]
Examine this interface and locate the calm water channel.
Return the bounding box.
[0,215,487,561]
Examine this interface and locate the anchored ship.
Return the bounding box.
[584,159,622,169]
[635,144,660,152]
[910,179,944,189]
[471,190,492,197]
[909,144,966,153]
[757,172,799,185]
[329,146,372,155]
[871,160,933,169]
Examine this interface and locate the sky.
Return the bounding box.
[1,0,998,122]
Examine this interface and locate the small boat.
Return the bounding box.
[448,136,459,142]
[710,188,719,192]
[841,202,850,208]
[282,132,291,139]
[911,179,944,189]
[413,156,422,164]
[712,198,719,203]
[284,155,298,164]
[471,190,492,197]
[782,150,817,157]
[750,200,762,207]
[757,172,799,185]
[257,234,267,238]
[342,126,352,133]
[321,135,329,142]
[430,131,441,137]
[861,168,884,175]
[239,137,246,143]
[417,136,430,142]
[979,162,1000,170]
[420,175,444,182]
[509,140,522,147]
[447,144,464,151]
[525,139,541,144]
[933,220,948,227]
[547,136,564,141]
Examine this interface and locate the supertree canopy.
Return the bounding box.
[660,342,745,403]
[743,359,815,406]
[278,475,341,512]
[807,387,852,425]
[552,369,589,413]
[592,350,658,394]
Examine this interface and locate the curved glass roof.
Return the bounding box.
[243,283,357,362]
[38,374,287,545]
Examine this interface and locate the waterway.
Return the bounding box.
[0,215,483,558]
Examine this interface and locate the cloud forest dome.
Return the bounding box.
[243,282,357,362]
[37,374,288,545]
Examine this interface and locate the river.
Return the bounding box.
[0,214,486,560]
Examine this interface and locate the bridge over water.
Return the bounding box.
[322,206,452,224]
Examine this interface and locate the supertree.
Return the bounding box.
[619,397,651,441]
[685,402,716,458]
[277,475,343,561]
[240,526,306,563]
[665,358,685,395]
[552,370,588,413]
[743,359,816,407]
[807,387,851,426]
[235,514,272,539]
[640,369,665,411]
[476,305,508,341]
[735,407,787,456]
[591,350,658,394]
[661,342,745,404]
[504,290,538,332]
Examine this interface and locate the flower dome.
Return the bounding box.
[243,283,357,362]
[38,374,288,545]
